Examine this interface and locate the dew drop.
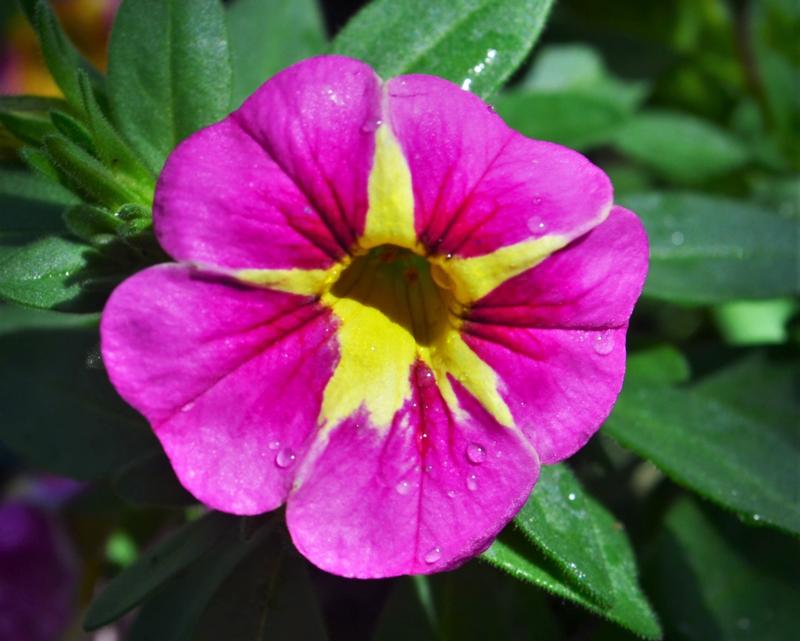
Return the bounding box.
[361,118,383,133]
[268,440,280,451]
[466,473,478,491]
[592,330,615,355]
[461,78,473,91]
[396,480,411,495]
[466,442,486,464]
[180,401,195,413]
[527,216,546,232]
[447,490,457,498]
[567,492,577,502]
[424,546,441,564]
[275,448,296,469]
[752,513,761,522]
[671,231,685,246]
[424,464,434,473]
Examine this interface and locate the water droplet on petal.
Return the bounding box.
[461,78,473,91]
[268,440,280,451]
[396,480,411,495]
[593,330,615,355]
[275,448,296,469]
[361,118,383,133]
[424,546,441,564]
[466,443,486,464]
[180,401,195,413]
[447,490,456,498]
[466,473,478,491]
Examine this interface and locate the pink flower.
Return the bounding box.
[101,56,648,578]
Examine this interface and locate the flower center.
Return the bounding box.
[326,245,460,348]
[317,245,513,431]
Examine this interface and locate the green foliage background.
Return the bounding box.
[0,1,797,640]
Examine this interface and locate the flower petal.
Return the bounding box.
[286,362,539,578]
[461,208,649,463]
[155,56,381,270]
[100,264,338,514]
[386,74,613,259]
[470,207,649,328]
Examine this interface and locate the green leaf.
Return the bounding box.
[0,168,77,204]
[488,43,648,149]
[50,110,95,153]
[513,464,614,606]
[484,497,662,639]
[127,516,274,641]
[0,303,96,334]
[0,315,157,479]
[693,353,799,430]
[194,533,328,641]
[333,0,555,98]
[19,0,101,111]
[521,43,648,111]
[613,111,749,183]
[605,379,800,535]
[113,451,196,507]
[626,345,691,385]
[713,299,797,345]
[0,111,56,146]
[63,204,124,244]
[495,91,630,150]
[77,72,156,194]
[84,512,236,630]
[43,135,148,207]
[752,0,800,159]
[19,146,62,183]
[0,236,97,309]
[108,0,233,173]
[649,498,800,641]
[226,0,326,108]
[622,192,800,304]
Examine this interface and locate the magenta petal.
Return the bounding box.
[155,56,381,270]
[286,362,539,578]
[387,74,613,257]
[101,264,338,514]
[471,207,649,328]
[462,208,649,464]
